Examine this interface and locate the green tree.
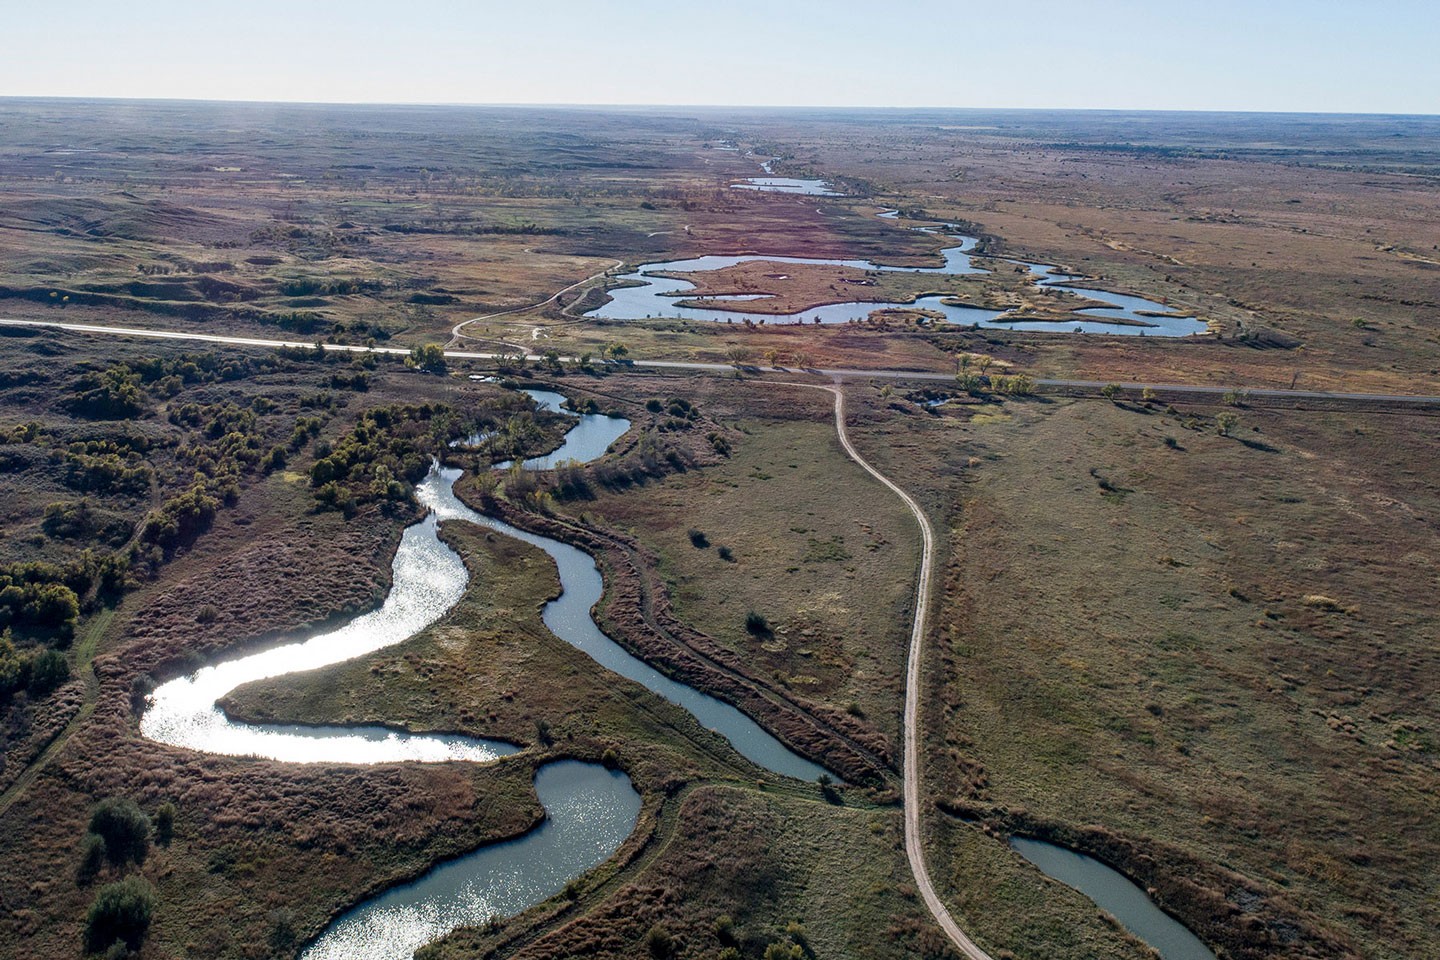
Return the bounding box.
[89,798,151,868]
[84,876,156,953]
[1216,411,1240,436]
[406,343,448,374]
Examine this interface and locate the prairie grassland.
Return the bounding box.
[553,379,919,746]
[843,383,1439,958]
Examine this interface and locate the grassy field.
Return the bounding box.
[550,378,918,747]
[840,382,1439,958]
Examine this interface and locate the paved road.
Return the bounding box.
[5,318,1439,408]
[818,383,994,960]
[446,259,622,351]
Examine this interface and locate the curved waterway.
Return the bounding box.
[1011,838,1217,960]
[140,513,517,765]
[492,389,632,471]
[306,760,639,960]
[142,392,826,960]
[588,210,1205,335]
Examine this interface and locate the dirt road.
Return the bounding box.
[820,382,995,960]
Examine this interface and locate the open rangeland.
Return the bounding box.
[1,100,1438,960]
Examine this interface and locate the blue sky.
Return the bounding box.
[3,0,1436,113]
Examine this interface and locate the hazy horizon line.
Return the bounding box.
[2,94,1437,120]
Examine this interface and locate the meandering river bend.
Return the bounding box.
[141,398,825,960]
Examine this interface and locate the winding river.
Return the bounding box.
[492,389,633,471]
[590,203,1206,335]
[140,399,826,960]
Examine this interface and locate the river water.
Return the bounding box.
[141,394,826,960]
[589,205,1205,335]
[490,389,632,471]
[1011,837,1217,960]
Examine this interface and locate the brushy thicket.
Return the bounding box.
[310,403,456,515]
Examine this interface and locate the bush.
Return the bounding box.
[27,648,69,696]
[687,528,709,549]
[764,942,804,960]
[154,803,176,845]
[745,611,771,637]
[646,924,674,959]
[83,876,156,953]
[89,798,151,868]
[77,833,107,885]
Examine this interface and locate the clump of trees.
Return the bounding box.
[0,631,70,702]
[310,404,454,513]
[64,366,146,420]
[0,564,83,640]
[406,343,448,374]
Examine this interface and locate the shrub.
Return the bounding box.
[745,611,771,637]
[687,528,709,549]
[764,942,804,960]
[83,876,156,953]
[89,798,151,868]
[717,545,734,562]
[154,803,176,845]
[77,833,107,885]
[27,648,69,696]
[646,924,674,959]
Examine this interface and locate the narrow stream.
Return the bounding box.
[1010,838,1218,960]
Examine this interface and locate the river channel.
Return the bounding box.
[590,199,1206,335]
[1011,838,1218,960]
[141,397,825,960]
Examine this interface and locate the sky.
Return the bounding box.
[2,0,1437,114]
